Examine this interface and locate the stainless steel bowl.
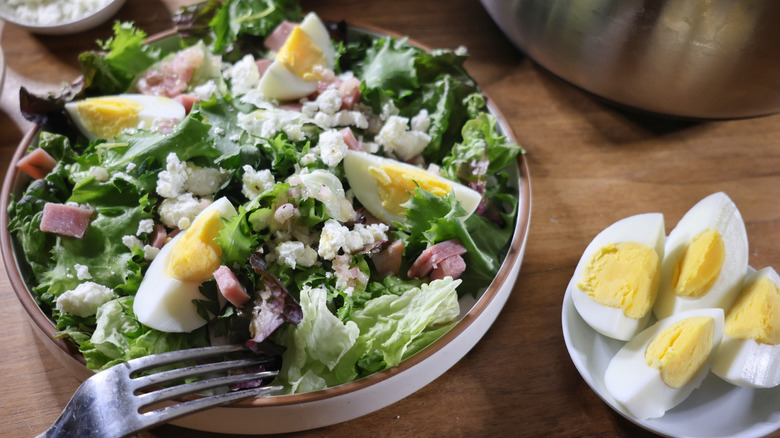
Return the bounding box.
[481,0,780,119]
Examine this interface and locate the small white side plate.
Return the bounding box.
[562,282,780,438]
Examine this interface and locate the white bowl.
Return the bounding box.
[0,0,126,35]
[0,23,532,434]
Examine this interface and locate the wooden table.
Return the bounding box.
[1,1,779,437]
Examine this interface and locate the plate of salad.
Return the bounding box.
[2,0,530,434]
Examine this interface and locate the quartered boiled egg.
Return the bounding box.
[343,150,481,224]
[654,192,749,320]
[65,94,186,141]
[258,12,335,101]
[605,308,725,420]
[133,197,237,333]
[711,267,780,388]
[569,213,665,341]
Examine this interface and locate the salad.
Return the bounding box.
[9,0,523,394]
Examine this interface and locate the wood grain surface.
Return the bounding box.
[1,1,779,437]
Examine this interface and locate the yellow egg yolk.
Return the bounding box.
[577,242,660,319]
[673,228,725,297]
[369,164,452,217]
[166,208,224,283]
[645,316,715,388]
[276,26,326,81]
[725,276,780,344]
[75,97,142,140]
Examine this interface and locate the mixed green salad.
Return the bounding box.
[9,0,523,394]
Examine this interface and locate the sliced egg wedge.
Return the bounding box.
[711,267,780,388]
[343,150,481,224]
[569,213,665,341]
[65,94,185,141]
[604,307,725,420]
[258,12,334,101]
[654,192,749,319]
[133,197,236,333]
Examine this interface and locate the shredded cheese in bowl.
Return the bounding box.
[5,0,111,25]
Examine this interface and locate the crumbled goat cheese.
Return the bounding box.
[156,153,224,199]
[411,109,431,132]
[74,264,92,280]
[137,219,155,235]
[143,246,160,261]
[237,109,306,142]
[56,281,114,317]
[159,193,206,229]
[242,165,275,200]
[376,115,431,161]
[6,0,110,26]
[318,129,348,167]
[312,110,368,130]
[317,219,388,260]
[185,164,224,197]
[122,235,144,251]
[316,89,342,115]
[225,54,260,96]
[91,166,109,182]
[156,153,189,198]
[275,241,318,269]
[193,80,219,100]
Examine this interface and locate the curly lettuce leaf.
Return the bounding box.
[210,0,302,55]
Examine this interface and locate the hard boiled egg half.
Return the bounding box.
[65,94,186,141]
[258,12,335,101]
[343,150,481,224]
[605,307,725,420]
[711,267,780,388]
[654,192,749,320]
[134,197,237,333]
[569,213,665,341]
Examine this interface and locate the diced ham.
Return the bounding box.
[255,58,273,77]
[174,93,199,114]
[17,148,57,179]
[372,240,405,277]
[429,254,467,280]
[407,239,467,279]
[264,20,296,52]
[136,45,204,98]
[39,203,93,239]
[150,224,168,249]
[214,265,251,308]
[340,127,360,150]
[338,77,361,110]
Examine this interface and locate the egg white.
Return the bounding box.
[653,192,749,320]
[343,150,482,224]
[604,307,725,420]
[257,12,333,101]
[65,94,186,141]
[133,197,237,333]
[569,213,665,341]
[711,267,780,388]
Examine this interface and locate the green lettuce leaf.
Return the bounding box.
[210,0,302,55]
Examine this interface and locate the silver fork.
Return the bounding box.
[37,344,283,438]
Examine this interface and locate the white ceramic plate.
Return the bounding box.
[0,0,125,35]
[562,279,780,438]
[1,23,532,434]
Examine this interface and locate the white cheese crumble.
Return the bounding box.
[225,54,260,96]
[317,219,389,260]
[317,129,348,167]
[275,241,318,269]
[74,264,92,280]
[136,219,154,235]
[193,80,219,100]
[156,153,225,198]
[375,115,431,161]
[91,166,109,182]
[158,193,206,230]
[55,281,114,317]
[122,235,161,261]
[242,165,276,200]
